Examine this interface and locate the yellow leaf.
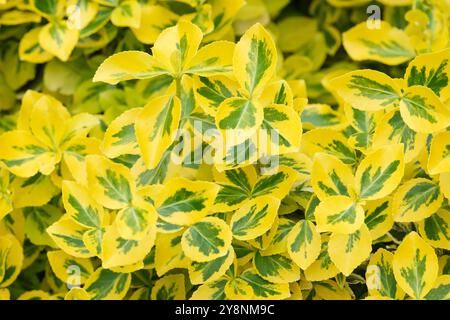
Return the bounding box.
[328,224,372,276]
[47,250,94,286]
[230,196,279,241]
[86,155,135,210]
[393,178,443,223]
[135,95,181,170]
[343,21,415,65]
[111,0,141,28]
[311,152,355,201]
[152,20,202,75]
[328,69,401,111]
[365,248,405,299]
[93,51,167,85]
[233,23,277,97]
[393,232,438,299]
[151,274,185,300]
[355,144,405,201]
[400,86,450,134]
[287,220,321,270]
[428,131,450,175]
[19,27,53,63]
[39,21,79,62]
[181,216,232,262]
[315,196,364,234]
[101,108,142,158]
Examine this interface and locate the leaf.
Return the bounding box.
[224,277,254,300]
[181,217,232,262]
[115,198,157,241]
[233,23,277,96]
[185,41,235,77]
[355,144,405,201]
[418,209,450,250]
[188,247,234,285]
[365,248,405,299]
[191,279,227,300]
[19,27,53,63]
[364,198,394,241]
[101,108,141,158]
[0,234,23,288]
[312,280,351,300]
[154,231,189,277]
[101,222,156,269]
[62,180,104,229]
[111,0,141,28]
[216,97,263,142]
[238,268,290,300]
[343,21,415,65]
[428,131,450,175]
[248,215,279,251]
[135,95,181,170]
[39,21,79,62]
[47,250,93,286]
[400,86,450,134]
[393,178,443,222]
[64,287,91,300]
[24,205,62,247]
[151,274,185,300]
[393,232,439,299]
[301,104,343,130]
[253,251,300,284]
[0,10,41,25]
[213,166,256,212]
[84,268,131,300]
[304,236,340,282]
[329,69,401,111]
[155,177,219,226]
[0,168,12,221]
[315,196,365,234]
[251,166,298,199]
[262,217,296,256]
[328,224,372,276]
[130,5,178,45]
[31,0,65,18]
[63,137,101,186]
[86,155,135,209]
[301,128,357,165]
[47,217,94,258]
[0,41,35,90]
[93,51,167,85]
[230,196,279,241]
[405,48,450,100]
[10,173,59,208]
[152,20,202,75]
[79,5,114,38]
[66,0,99,30]
[0,130,56,178]
[193,75,240,117]
[373,109,427,163]
[258,103,303,155]
[311,152,355,201]
[287,220,321,270]
[425,276,450,300]
[17,290,53,300]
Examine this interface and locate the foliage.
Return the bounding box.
[0,0,449,300]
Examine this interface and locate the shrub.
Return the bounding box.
[0,0,449,300]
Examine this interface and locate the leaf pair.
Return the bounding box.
[313,144,404,235]
[330,49,450,134]
[94,20,235,84]
[0,91,99,181]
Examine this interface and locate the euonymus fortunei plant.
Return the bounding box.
[0,0,449,301]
